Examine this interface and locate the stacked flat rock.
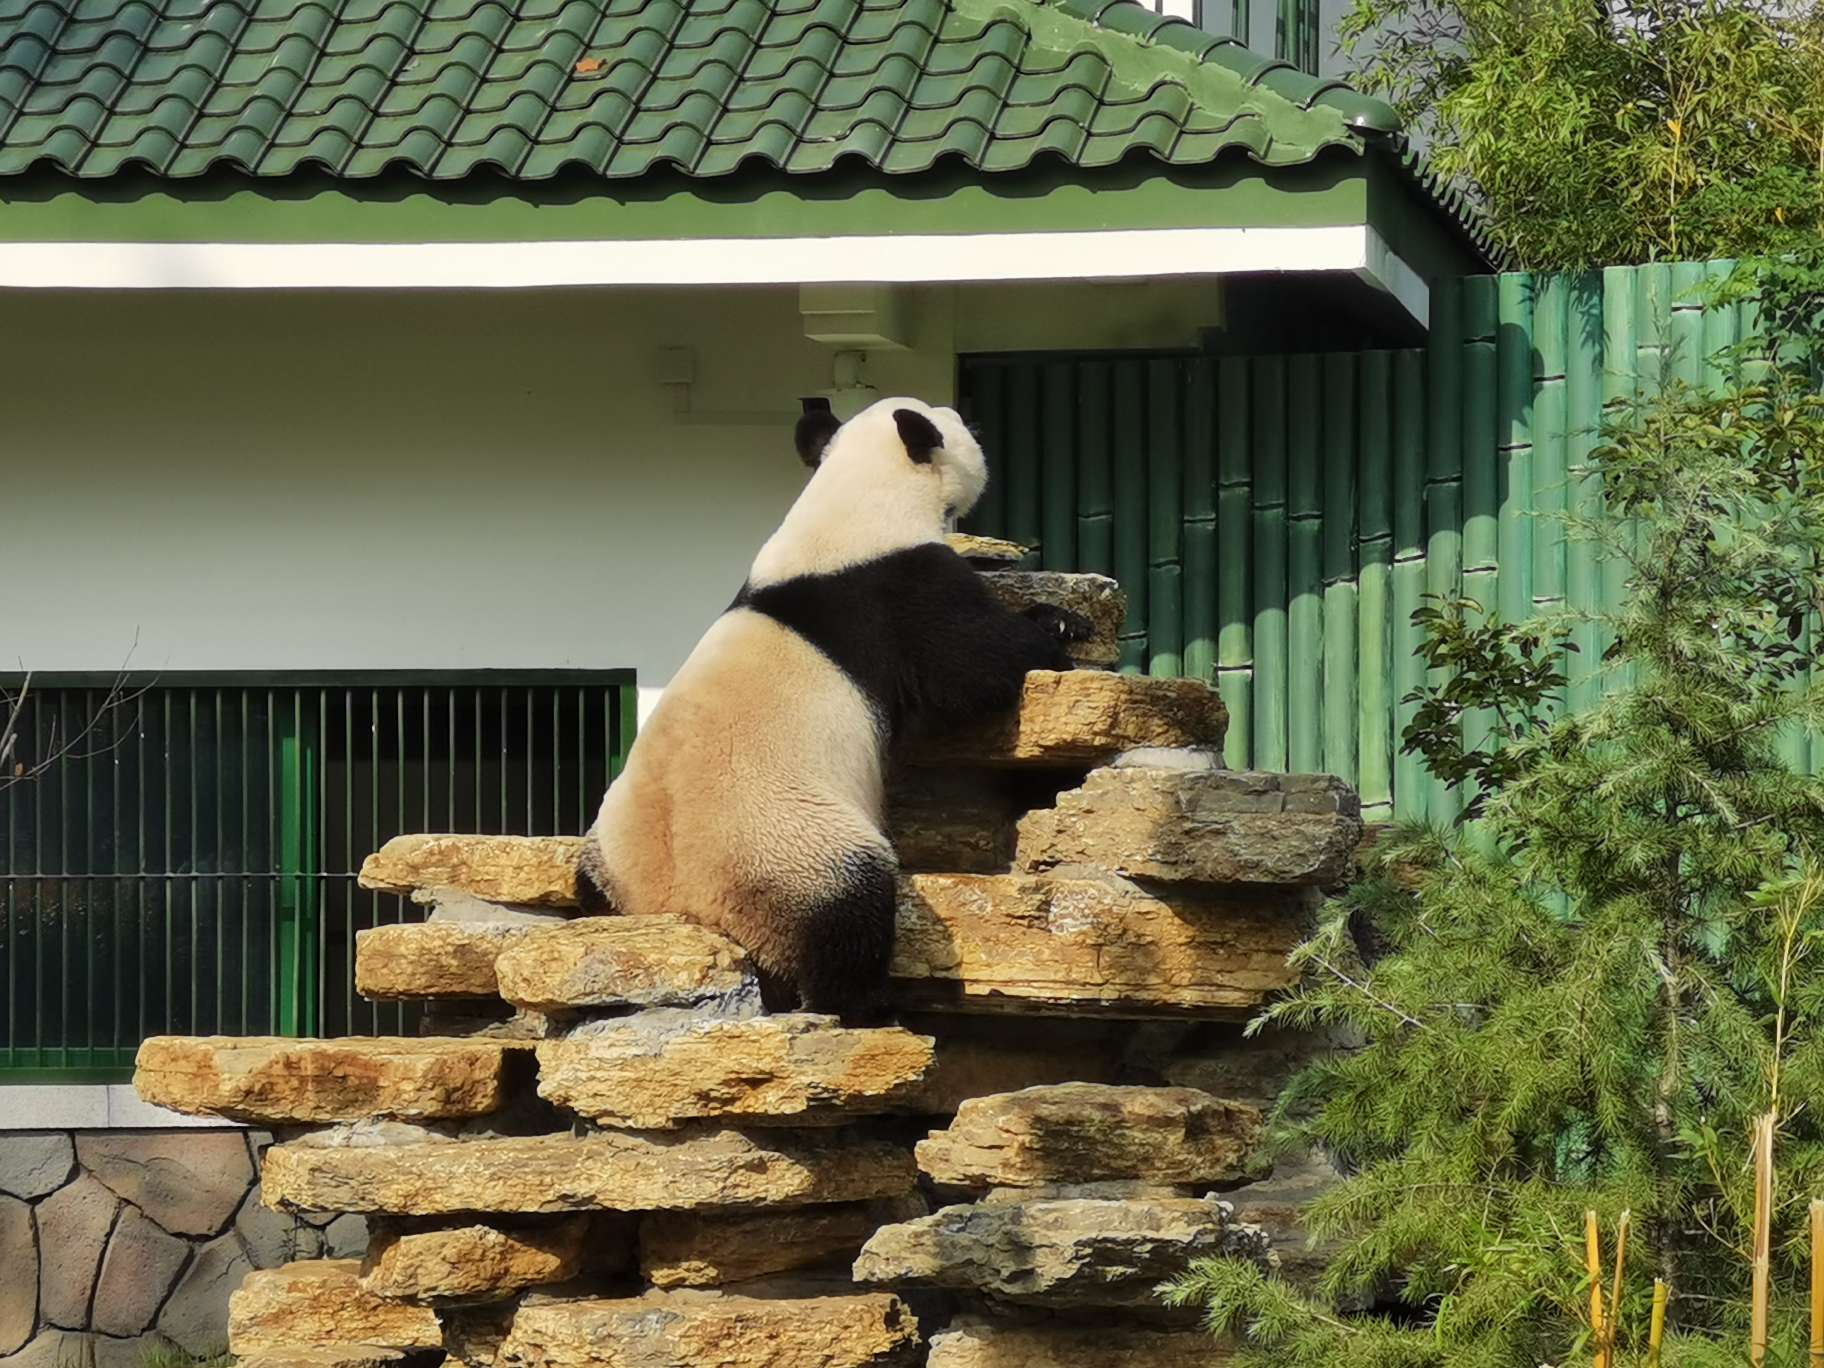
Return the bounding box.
[133,561,1364,1367]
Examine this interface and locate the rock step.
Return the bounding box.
[229,1260,442,1356]
[496,915,757,1013]
[356,920,534,1000]
[640,1197,924,1288]
[892,874,1305,1018]
[535,1014,934,1129]
[260,1128,916,1217]
[467,1288,920,1368]
[907,670,1226,768]
[852,1195,1267,1309]
[357,876,1302,1020]
[981,571,1123,668]
[359,834,581,907]
[928,1319,1220,1367]
[133,1036,531,1125]
[1015,768,1364,887]
[915,1083,1262,1190]
[361,1217,590,1304]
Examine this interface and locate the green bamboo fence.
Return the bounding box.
[959,259,1807,823]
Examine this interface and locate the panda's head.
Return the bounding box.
[794,397,988,524]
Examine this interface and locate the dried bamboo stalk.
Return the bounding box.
[1752,1112,1776,1368]
[1608,1210,1631,1365]
[1648,1278,1668,1368]
[1587,1209,1606,1368]
[1811,1200,1824,1368]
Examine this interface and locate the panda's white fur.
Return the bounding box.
[579,396,1078,1014]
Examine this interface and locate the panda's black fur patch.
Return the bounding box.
[781,847,899,1017]
[795,407,842,468]
[736,543,1084,737]
[892,408,943,464]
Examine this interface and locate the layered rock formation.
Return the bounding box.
[134,566,1359,1365]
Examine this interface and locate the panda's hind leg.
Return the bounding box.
[792,848,899,1025]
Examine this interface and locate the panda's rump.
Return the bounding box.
[591,610,890,967]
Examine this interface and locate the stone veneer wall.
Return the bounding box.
[0,1131,366,1368]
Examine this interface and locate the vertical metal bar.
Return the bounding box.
[214,689,225,1035]
[138,692,148,1047]
[239,690,250,1035]
[498,687,509,833]
[346,689,355,1036]
[1148,358,1184,678]
[57,693,69,1063]
[85,690,98,1060]
[1216,358,1252,769]
[525,687,535,835]
[1321,352,1359,790]
[1286,354,1322,774]
[1182,357,1218,686]
[267,689,277,1033]
[1252,355,1289,772]
[164,690,174,1040]
[1041,362,1076,571]
[111,688,124,1059]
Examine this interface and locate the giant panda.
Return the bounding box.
[577,396,1089,1016]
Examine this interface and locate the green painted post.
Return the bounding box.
[1354,355,1394,811]
[1287,355,1323,774]
[1496,272,1534,629]
[1148,359,1184,678]
[1252,356,1289,773]
[1321,353,1359,789]
[1565,271,1605,715]
[1077,360,1115,575]
[1005,364,1043,557]
[1113,362,1149,673]
[967,363,1007,538]
[1216,359,1254,769]
[1040,362,1077,570]
[1531,272,1569,715]
[1426,278,1465,825]
[1183,359,1219,685]
[1391,349,1428,819]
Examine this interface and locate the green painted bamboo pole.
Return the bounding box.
[1076,360,1114,575]
[1497,272,1535,629]
[1356,352,1392,815]
[1669,262,1707,387]
[967,363,1007,538]
[1427,277,1466,825]
[1701,260,1738,390]
[1531,272,1569,717]
[1321,353,1359,789]
[1391,349,1428,819]
[1565,271,1605,717]
[1112,363,1149,673]
[1005,362,1043,557]
[1287,354,1324,775]
[1460,278,1501,828]
[1148,359,1184,678]
[1040,362,1077,571]
[1252,356,1289,773]
[1602,265,1638,689]
[1217,358,1254,769]
[1183,358,1219,685]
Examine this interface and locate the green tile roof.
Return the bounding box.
[0,0,1402,182]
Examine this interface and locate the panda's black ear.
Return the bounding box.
[795,404,841,469]
[893,408,942,464]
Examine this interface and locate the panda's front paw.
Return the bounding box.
[1022,603,1095,643]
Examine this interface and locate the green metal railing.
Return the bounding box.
[0,672,636,1082]
[960,261,1816,824]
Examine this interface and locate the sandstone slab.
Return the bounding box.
[0,1135,74,1200]
[981,572,1123,668]
[927,1319,1222,1367]
[37,1172,119,1327]
[488,1288,919,1368]
[885,769,1023,875]
[92,1205,190,1336]
[158,1231,254,1356]
[1015,769,1362,886]
[356,920,535,1000]
[134,1035,527,1124]
[79,1130,254,1236]
[853,1196,1266,1307]
[536,1013,933,1128]
[497,916,757,1012]
[892,874,1303,1017]
[360,1217,589,1303]
[262,1128,915,1216]
[908,672,1226,767]
[229,1261,442,1354]
[0,1195,35,1354]
[640,1198,923,1288]
[917,1084,1261,1189]
[359,834,583,907]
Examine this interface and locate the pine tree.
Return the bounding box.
[1163,255,1824,1366]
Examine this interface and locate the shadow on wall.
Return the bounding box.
[0,1131,366,1368]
